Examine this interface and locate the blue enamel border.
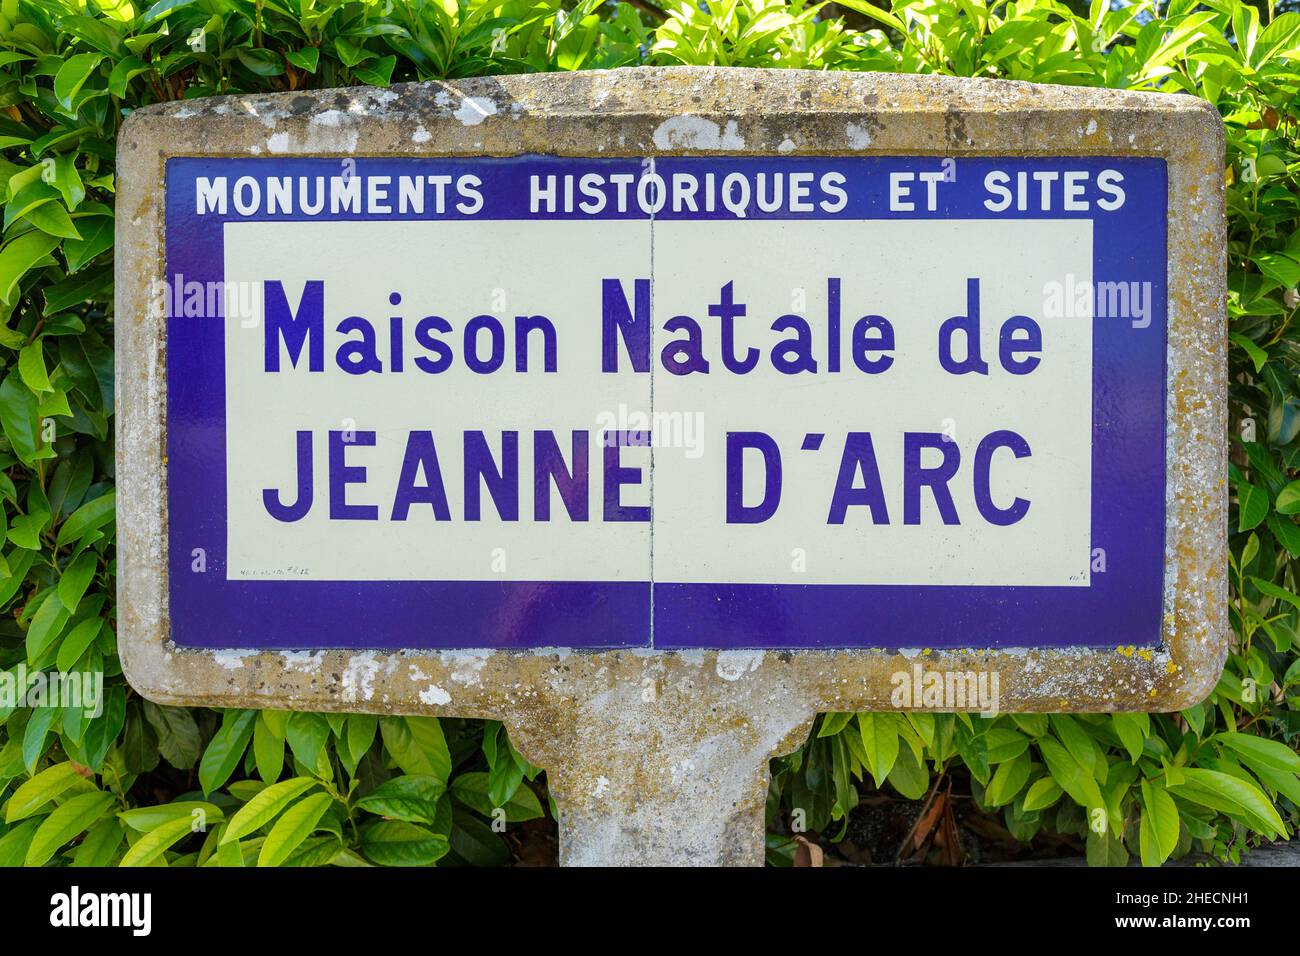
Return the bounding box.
[164,155,1166,650]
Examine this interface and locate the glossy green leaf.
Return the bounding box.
[0,232,60,306]
[856,713,899,787]
[0,820,40,867]
[986,750,1032,807]
[25,790,114,866]
[356,775,445,825]
[223,777,317,844]
[258,792,334,867]
[53,53,104,109]
[198,709,256,796]
[63,216,113,272]
[6,762,86,822]
[1218,732,1300,775]
[119,815,196,867]
[285,712,330,773]
[1167,767,1286,839]
[72,818,124,866]
[1021,776,1064,812]
[57,552,97,611]
[449,772,543,822]
[118,801,223,833]
[254,712,286,783]
[1139,779,1180,867]
[1111,712,1149,763]
[1276,481,1300,516]
[56,491,115,547]
[380,716,451,783]
[286,48,320,73]
[360,819,450,867]
[1037,737,1105,816]
[1237,481,1270,531]
[25,592,69,663]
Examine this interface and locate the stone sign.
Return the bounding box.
[117,68,1228,865]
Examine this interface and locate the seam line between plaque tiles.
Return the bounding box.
[648,155,656,651]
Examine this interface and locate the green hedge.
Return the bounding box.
[0,0,1296,867]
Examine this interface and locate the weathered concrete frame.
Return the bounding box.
[117,68,1227,865]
